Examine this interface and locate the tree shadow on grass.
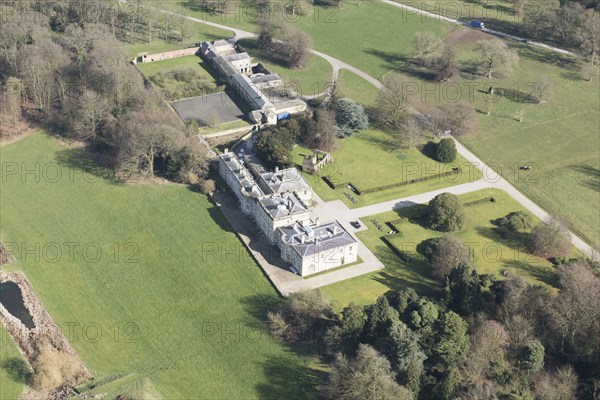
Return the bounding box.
[370,244,440,299]
[256,354,326,400]
[474,225,530,254]
[393,204,429,228]
[354,130,398,152]
[494,87,538,103]
[206,205,235,233]
[570,164,600,192]
[501,258,558,288]
[240,293,281,324]
[1,358,32,385]
[513,42,578,70]
[54,147,120,184]
[364,49,437,81]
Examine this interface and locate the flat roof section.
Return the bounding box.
[171,93,246,127]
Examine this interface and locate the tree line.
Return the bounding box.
[266,193,600,399]
[267,260,600,399]
[0,2,208,185]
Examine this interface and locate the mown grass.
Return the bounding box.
[199,119,253,135]
[136,55,223,100]
[295,1,451,80]
[0,324,25,399]
[336,69,380,107]
[155,1,449,80]
[321,189,572,309]
[136,55,217,82]
[123,22,234,59]
[292,129,482,208]
[0,133,321,399]
[444,32,600,250]
[148,1,599,251]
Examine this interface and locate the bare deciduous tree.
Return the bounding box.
[17,39,70,111]
[411,32,444,68]
[534,76,553,103]
[550,261,600,358]
[528,216,570,257]
[474,39,519,79]
[430,102,477,136]
[280,24,313,68]
[70,89,112,142]
[374,73,411,132]
[394,114,423,149]
[579,9,600,66]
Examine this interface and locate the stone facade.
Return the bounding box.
[277,221,357,276]
[200,40,306,126]
[218,152,357,276]
[133,47,200,64]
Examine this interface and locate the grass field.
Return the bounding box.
[440,30,600,250]
[0,325,25,399]
[123,22,233,59]
[136,55,218,81]
[393,0,579,49]
[155,1,450,79]
[0,133,321,399]
[336,69,380,107]
[136,55,224,100]
[147,1,599,251]
[321,189,566,309]
[292,129,482,208]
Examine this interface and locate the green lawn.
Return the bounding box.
[292,129,482,208]
[445,34,600,250]
[321,189,567,309]
[0,325,25,399]
[393,0,578,50]
[136,55,224,101]
[146,1,599,250]
[336,69,380,107]
[123,22,233,59]
[155,1,449,80]
[295,1,451,80]
[237,38,333,96]
[136,55,217,81]
[0,133,321,399]
[199,119,253,136]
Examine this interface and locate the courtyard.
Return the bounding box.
[172,92,247,127]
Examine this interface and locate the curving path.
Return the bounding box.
[149,3,597,265]
[381,0,577,57]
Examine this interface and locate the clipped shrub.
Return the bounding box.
[434,138,457,163]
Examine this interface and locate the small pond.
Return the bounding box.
[0,282,35,329]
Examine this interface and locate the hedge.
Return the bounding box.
[381,236,412,262]
[463,197,496,207]
[359,168,462,195]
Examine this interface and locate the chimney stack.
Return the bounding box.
[275,166,279,173]
[315,218,320,226]
[333,225,339,235]
[224,148,229,154]
[301,235,306,244]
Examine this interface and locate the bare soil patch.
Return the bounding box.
[443,28,495,47]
